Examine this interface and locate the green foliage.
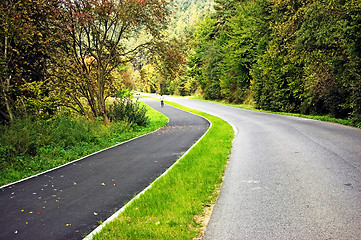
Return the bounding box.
[0,0,175,123]
[188,16,223,100]
[107,98,150,127]
[188,0,271,103]
[171,0,215,37]
[219,0,272,103]
[2,0,361,125]
[0,0,64,121]
[135,0,216,97]
[0,115,103,163]
[0,104,168,185]
[187,0,361,124]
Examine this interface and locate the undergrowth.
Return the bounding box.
[0,103,168,186]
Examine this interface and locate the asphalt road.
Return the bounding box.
[0,97,209,240]
[161,95,361,240]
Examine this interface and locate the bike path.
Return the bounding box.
[0,97,209,240]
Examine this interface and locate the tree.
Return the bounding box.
[219,0,272,103]
[51,0,174,123]
[292,0,361,118]
[252,0,309,112]
[188,16,223,99]
[0,0,62,121]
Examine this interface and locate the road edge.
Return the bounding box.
[83,104,212,240]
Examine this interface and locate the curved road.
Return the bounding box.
[0,98,209,240]
[162,95,361,240]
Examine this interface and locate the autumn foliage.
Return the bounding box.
[0,0,174,122]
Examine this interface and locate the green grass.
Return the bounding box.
[0,103,168,186]
[91,102,234,240]
[187,96,361,128]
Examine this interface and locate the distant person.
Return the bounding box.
[160,95,164,107]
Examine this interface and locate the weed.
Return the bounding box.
[0,104,168,186]
[107,98,149,126]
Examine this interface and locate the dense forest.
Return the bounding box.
[1,0,361,140]
[3,0,359,123]
[185,0,361,123]
[136,0,361,124]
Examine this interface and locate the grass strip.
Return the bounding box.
[91,102,234,240]
[0,103,168,186]
[187,96,361,128]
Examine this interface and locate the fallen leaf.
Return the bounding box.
[73,182,77,185]
[21,209,24,212]
[26,222,28,225]
[94,212,98,215]
[37,212,42,215]
[33,193,36,195]
[29,211,33,214]
[66,223,71,226]
[14,231,18,234]
[101,183,105,186]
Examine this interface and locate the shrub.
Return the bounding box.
[107,98,149,126]
[0,115,109,169]
[0,119,39,158]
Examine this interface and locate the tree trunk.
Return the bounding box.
[70,93,91,119]
[97,67,110,124]
[2,36,13,121]
[0,109,10,122]
[3,77,14,121]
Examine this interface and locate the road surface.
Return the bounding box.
[162,95,361,240]
[0,98,209,240]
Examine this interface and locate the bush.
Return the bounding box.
[0,115,110,170]
[0,119,39,159]
[107,98,149,126]
[38,115,104,148]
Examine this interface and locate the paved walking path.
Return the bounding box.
[0,97,209,240]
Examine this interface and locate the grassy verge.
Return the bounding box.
[187,96,361,128]
[0,103,168,186]
[91,102,234,240]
